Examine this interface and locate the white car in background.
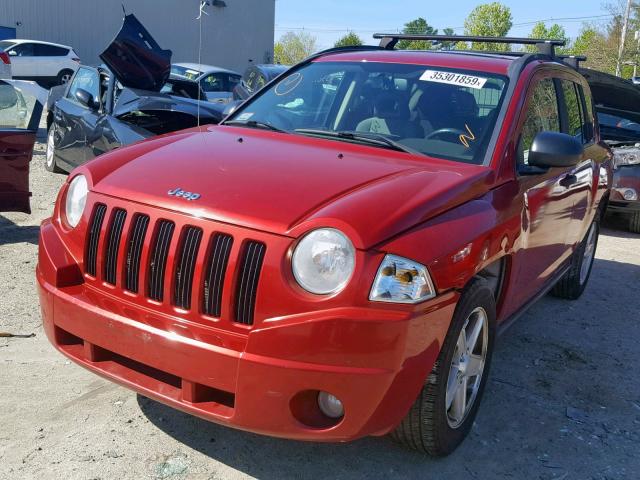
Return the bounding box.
[0,39,80,86]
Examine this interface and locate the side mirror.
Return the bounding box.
[528,131,583,168]
[7,50,17,56]
[75,88,97,110]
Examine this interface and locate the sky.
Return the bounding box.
[274,0,615,50]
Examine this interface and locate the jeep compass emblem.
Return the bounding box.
[168,188,201,201]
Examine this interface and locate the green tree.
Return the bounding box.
[438,27,457,50]
[334,32,364,48]
[274,32,318,65]
[525,22,569,53]
[397,17,438,50]
[463,2,513,51]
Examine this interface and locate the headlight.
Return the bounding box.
[370,254,436,304]
[65,175,88,228]
[613,147,640,168]
[292,228,355,295]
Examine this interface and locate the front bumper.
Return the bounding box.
[37,218,456,442]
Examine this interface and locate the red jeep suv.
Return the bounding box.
[37,35,611,456]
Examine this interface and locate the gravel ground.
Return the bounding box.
[1,132,639,480]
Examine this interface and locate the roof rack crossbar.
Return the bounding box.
[373,34,566,56]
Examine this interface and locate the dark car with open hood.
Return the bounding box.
[37,34,611,456]
[45,13,224,174]
[580,68,640,232]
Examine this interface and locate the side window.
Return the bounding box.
[34,44,68,57]
[67,68,100,107]
[560,80,584,143]
[9,43,34,57]
[201,73,224,92]
[519,78,560,166]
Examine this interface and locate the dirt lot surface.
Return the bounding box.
[1,132,639,480]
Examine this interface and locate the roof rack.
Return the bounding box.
[373,34,566,56]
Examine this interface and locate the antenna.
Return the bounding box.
[196,0,209,128]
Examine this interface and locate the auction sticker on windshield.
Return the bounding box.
[420,70,488,90]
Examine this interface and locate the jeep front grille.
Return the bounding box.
[85,203,107,277]
[173,226,203,310]
[234,241,266,325]
[125,214,150,293]
[83,203,267,327]
[148,220,175,302]
[203,233,234,318]
[104,208,127,285]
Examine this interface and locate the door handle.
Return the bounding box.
[560,174,578,188]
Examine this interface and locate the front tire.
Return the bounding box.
[45,125,64,173]
[551,219,599,300]
[391,278,496,456]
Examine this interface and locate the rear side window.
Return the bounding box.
[9,43,34,57]
[560,80,584,143]
[34,44,68,56]
[519,78,560,165]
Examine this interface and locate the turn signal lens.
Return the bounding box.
[370,254,436,304]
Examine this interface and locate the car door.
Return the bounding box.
[0,80,43,213]
[6,42,36,79]
[52,66,102,169]
[508,74,583,309]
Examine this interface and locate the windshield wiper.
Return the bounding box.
[294,129,419,155]
[225,119,287,133]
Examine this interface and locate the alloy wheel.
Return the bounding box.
[580,223,597,285]
[46,128,55,167]
[446,306,489,429]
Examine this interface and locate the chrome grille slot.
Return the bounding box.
[234,241,266,325]
[103,208,127,285]
[85,204,107,277]
[125,214,150,293]
[173,226,203,310]
[202,233,233,317]
[148,220,175,302]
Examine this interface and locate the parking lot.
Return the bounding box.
[0,132,637,479]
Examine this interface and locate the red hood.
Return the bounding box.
[86,126,494,249]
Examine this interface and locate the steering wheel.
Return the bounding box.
[425,128,467,142]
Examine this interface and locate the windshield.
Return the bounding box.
[226,61,508,164]
[170,65,203,80]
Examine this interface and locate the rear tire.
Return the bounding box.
[551,219,599,300]
[630,212,640,234]
[57,69,74,86]
[45,125,64,174]
[391,278,496,456]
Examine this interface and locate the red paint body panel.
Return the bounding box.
[0,130,36,213]
[37,50,612,442]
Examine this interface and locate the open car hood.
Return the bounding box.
[581,68,640,113]
[100,13,172,92]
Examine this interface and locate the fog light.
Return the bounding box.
[616,188,638,201]
[317,392,344,419]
